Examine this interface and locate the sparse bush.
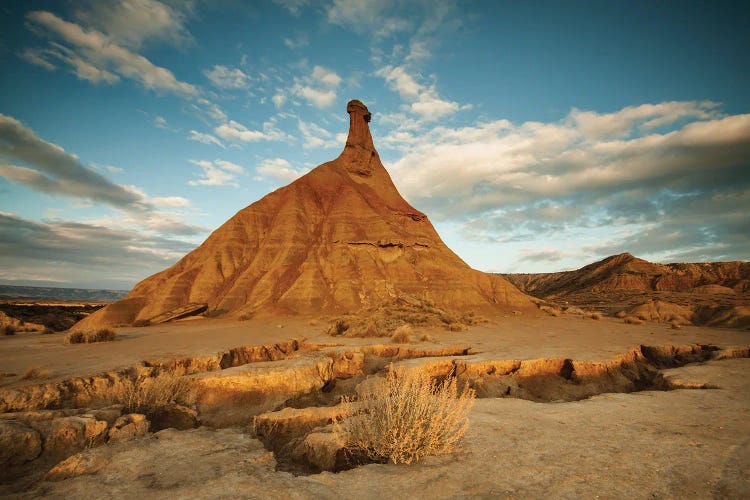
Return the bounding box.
[42,327,55,334]
[636,313,648,321]
[420,333,433,342]
[390,324,413,343]
[670,322,682,330]
[447,322,464,332]
[336,368,475,465]
[615,310,627,318]
[328,319,350,336]
[132,319,151,327]
[114,372,192,415]
[65,328,117,344]
[539,306,561,317]
[21,367,51,380]
[588,312,602,320]
[2,325,16,336]
[623,316,644,325]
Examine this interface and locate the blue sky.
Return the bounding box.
[1,0,748,290]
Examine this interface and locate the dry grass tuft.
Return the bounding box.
[615,310,627,318]
[336,368,475,465]
[539,305,561,317]
[21,367,51,380]
[327,296,484,338]
[670,322,682,330]
[390,324,413,343]
[420,333,433,342]
[65,328,117,344]
[2,325,16,336]
[113,372,192,414]
[587,312,602,320]
[623,316,644,325]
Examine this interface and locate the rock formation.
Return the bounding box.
[76,100,533,329]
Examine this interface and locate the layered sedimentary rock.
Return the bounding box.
[76,100,533,328]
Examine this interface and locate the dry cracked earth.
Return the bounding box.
[1,313,749,499]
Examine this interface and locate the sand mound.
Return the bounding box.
[628,300,694,325]
[326,295,484,337]
[75,101,532,330]
[692,284,735,295]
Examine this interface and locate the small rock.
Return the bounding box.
[0,419,42,466]
[149,404,198,431]
[45,416,109,457]
[108,413,149,442]
[45,452,109,481]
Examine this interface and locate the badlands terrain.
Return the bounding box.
[1,101,748,498]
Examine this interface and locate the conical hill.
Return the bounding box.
[75,100,534,329]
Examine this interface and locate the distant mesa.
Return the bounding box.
[75,100,534,329]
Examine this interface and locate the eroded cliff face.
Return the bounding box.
[76,101,532,329]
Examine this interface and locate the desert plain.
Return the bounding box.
[1,308,748,499]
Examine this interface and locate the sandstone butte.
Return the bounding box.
[75,100,534,330]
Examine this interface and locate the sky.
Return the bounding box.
[0,0,749,290]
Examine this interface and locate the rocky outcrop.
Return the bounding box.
[75,100,533,329]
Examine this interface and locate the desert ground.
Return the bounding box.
[2,311,748,498]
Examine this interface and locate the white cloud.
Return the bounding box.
[375,65,462,121]
[214,119,288,143]
[149,196,189,207]
[273,0,310,16]
[312,65,342,87]
[292,65,342,109]
[72,0,193,49]
[25,10,198,97]
[283,33,309,49]
[297,120,341,149]
[188,130,224,148]
[188,159,246,187]
[153,115,168,129]
[382,102,750,263]
[272,91,286,108]
[203,65,251,90]
[326,0,411,38]
[256,158,309,182]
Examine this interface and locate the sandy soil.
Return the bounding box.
[2,313,748,386]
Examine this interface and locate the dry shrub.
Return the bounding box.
[65,328,117,344]
[390,324,413,343]
[132,319,151,327]
[328,319,350,336]
[564,306,585,315]
[588,312,602,320]
[114,372,192,414]
[623,316,644,325]
[670,322,682,330]
[420,333,433,342]
[328,296,483,338]
[448,323,464,332]
[539,305,561,317]
[2,325,16,336]
[42,327,55,334]
[615,310,627,318]
[336,368,475,465]
[21,367,51,380]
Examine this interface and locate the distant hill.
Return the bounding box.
[502,253,750,298]
[502,253,750,329]
[0,285,128,303]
